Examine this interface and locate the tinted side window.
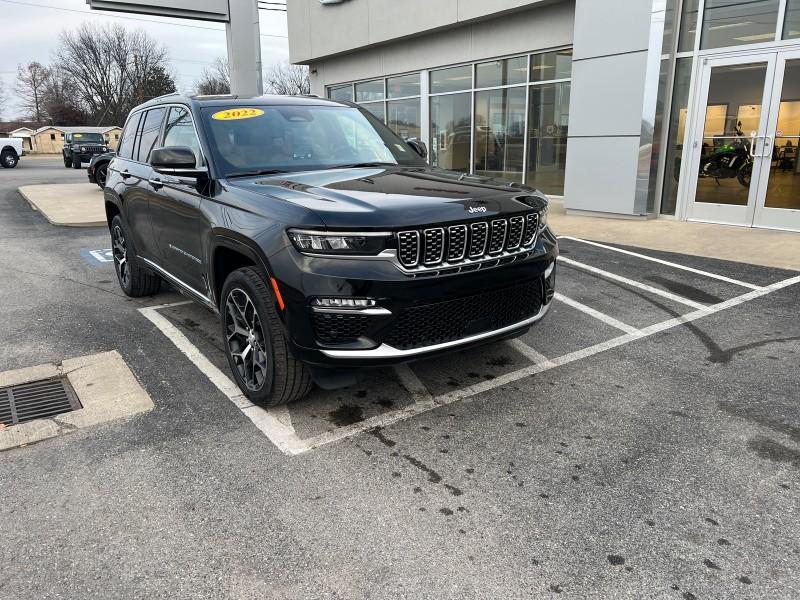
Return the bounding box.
[162,106,203,165]
[136,108,166,163]
[117,112,142,160]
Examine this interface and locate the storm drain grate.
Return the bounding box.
[0,378,81,426]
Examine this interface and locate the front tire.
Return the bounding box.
[110,215,161,297]
[1,151,18,169]
[221,267,313,406]
[63,154,71,168]
[72,155,81,169]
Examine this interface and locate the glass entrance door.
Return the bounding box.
[686,54,776,226]
[753,52,800,230]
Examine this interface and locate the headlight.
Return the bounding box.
[81,146,87,152]
[287,229,390,256]
[539,202,548,228]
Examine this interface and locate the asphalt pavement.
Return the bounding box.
[0,158,798,600]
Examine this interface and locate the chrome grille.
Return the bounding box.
[488,219,508,254]
[469,222,489,257]
[396,212,541,274]
[397,231,420,267]
[423,228,445,265]
[447,225,467,262]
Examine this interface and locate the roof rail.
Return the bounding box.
[148,92,181,102]
[191,93,239,100]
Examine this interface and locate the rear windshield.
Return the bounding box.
[200,104,425,177]
[72,133,105,143]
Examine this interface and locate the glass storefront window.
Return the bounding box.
[473,87,527,183]
[661,58,693,215]
[355,80,384,102]
[701,0,780,49]
[785,0,800,39]
[526,82,570,195]
[476,56,527,88]
[361,101,386,121]
[387,74,420,98]
[430,93,471,172]
[430,65,472,94]
[530,49,572,83]
[678,0,700,51]
[328,84,354,102]
[387,99,421,141]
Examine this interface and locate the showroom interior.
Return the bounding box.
[288,0,800,231]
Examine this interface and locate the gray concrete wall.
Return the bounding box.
[307,1,575,95]
[563,0,662,216]
[288,0,563,64]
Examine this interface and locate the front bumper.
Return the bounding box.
[272,227,558,367]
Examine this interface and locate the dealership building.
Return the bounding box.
[288,0,800,232]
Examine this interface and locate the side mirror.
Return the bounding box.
[407,137,428,160]
[150,146,206,177]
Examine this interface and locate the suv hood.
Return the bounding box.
[225,166,546,229]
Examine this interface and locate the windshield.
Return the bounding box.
[72,133,105,143]
[201,104,426,177]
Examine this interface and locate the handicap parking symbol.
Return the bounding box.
[81,248,114,265]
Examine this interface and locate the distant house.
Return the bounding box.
[26,126,123,154]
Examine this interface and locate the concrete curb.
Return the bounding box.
[0,351,154,451]
[18,183,106,227]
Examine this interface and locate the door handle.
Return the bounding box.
[760,136,773,158]
[148,178,164,190]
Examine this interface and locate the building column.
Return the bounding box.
[564,0,667,217]
[226,0,264,96]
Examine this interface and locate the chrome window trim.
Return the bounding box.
[320,300,551,359]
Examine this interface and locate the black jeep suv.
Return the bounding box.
[105,93,557,405]
[63,132,109,169]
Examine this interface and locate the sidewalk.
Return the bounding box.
[550,203,800,272]
[18,183,105,227]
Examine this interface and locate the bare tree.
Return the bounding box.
[53,22,175,126]
[0,79,7,119]
[264,62,311,96]
[15,62,50,122]
[41,66,88,125]
[196,57,230,96]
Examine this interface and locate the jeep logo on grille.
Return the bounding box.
[468,206,487,214]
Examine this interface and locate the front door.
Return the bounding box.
[685,50,800,231]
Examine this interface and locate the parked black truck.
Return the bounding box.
[105,93,558,405]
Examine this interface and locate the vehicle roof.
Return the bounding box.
[132,93,345,113]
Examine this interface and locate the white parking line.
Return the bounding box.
[557,255,708,310]
[553,292,643,336]
[507,339,555,366]
[558,236,764,291]
[138,274,800,456]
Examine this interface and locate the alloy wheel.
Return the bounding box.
[97,164,108,187]
[112,225,130,288]
[225,288,268,391]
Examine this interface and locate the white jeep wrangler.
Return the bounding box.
[1,138,23,169]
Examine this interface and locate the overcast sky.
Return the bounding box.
[0,0,289,120]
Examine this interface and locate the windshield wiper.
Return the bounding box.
[331,162,398,169]
[227,169,290,178]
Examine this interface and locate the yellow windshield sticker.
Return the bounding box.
[212,108,264,121]
[74,134,82,138]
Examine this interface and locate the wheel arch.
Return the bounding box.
[210,233,276,308]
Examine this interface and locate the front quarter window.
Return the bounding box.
[201,104,425,178]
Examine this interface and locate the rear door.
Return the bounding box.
[146,105,211,296]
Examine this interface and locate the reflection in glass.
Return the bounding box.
[387,74,420,98]
[476,56,527,88]
[430,93,471,172]
[765,60,800,209]
[361,101,385,121]
[694,63,767,206]
[661,58,693,215]
[530,49,572,83]
[526,83,570,195]
[430,66,472,94]
[387,98,421,141]
[355,80,384,102]
[473,87,526,183]
[785,0,800,39]
[701,0,780,49]
[329,84,354,102]
[678,0,700,51]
